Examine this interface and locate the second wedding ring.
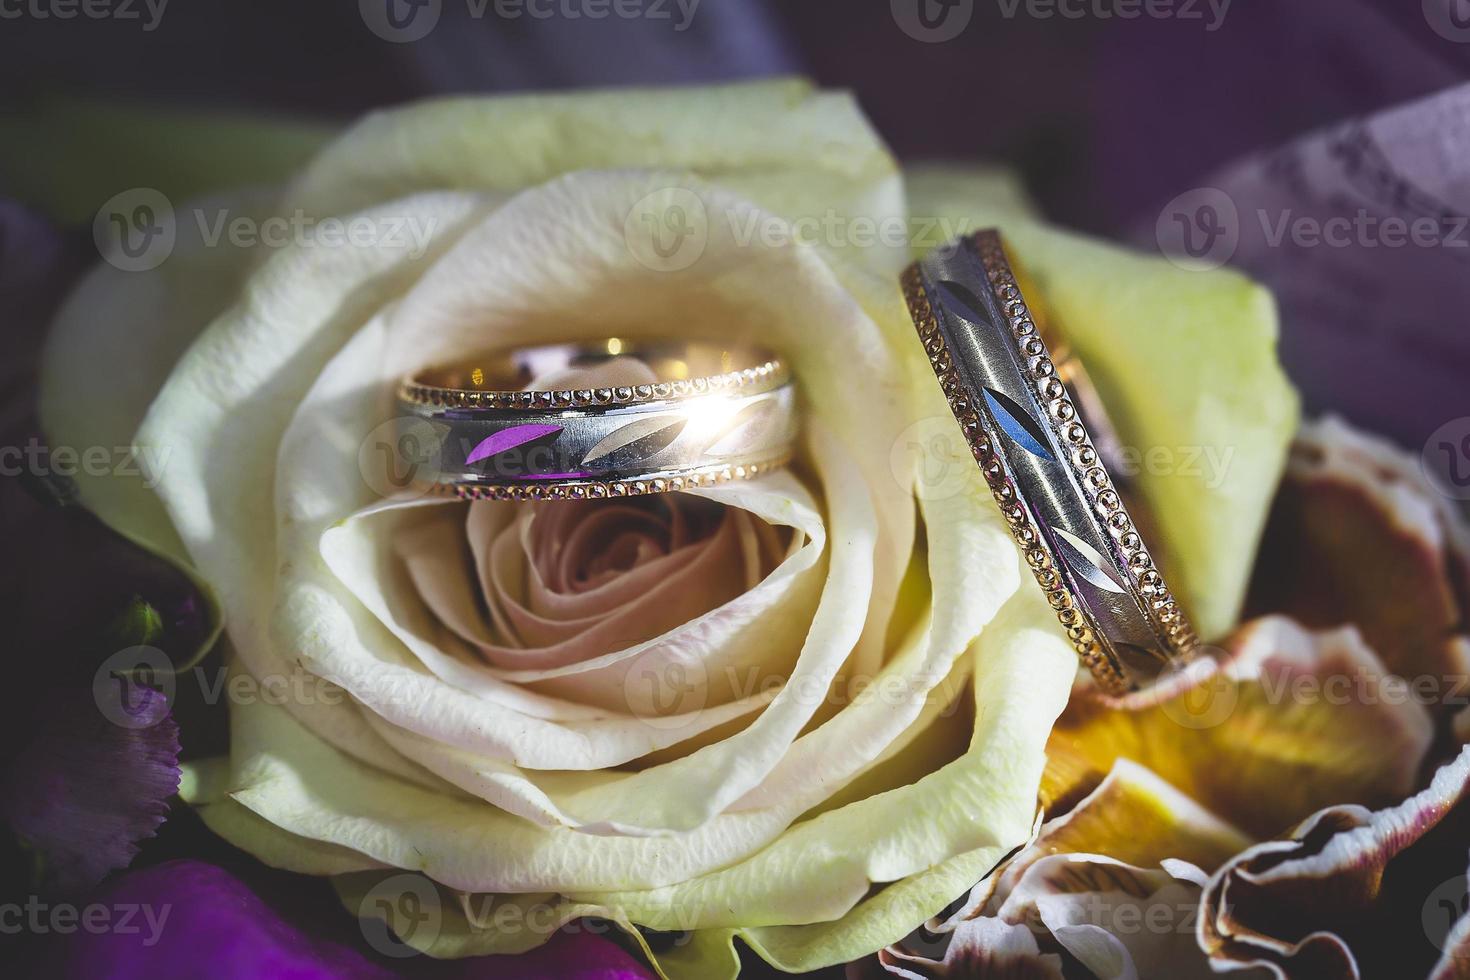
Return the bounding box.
[903,230,1199,693]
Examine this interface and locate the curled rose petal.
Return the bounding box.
[1048,616,1433,839]
[1249,416,1470,698]
[1198,744,1470,979]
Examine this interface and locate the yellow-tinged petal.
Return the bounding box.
[1046,617,1434,840]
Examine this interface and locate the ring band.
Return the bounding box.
[903,231,1198,693]
[397,340,797,499]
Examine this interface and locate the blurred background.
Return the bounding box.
[3,0,1467,227]
[2,0,1468,445]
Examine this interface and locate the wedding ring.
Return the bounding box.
[902,231,1199,693]
[397,340,796,499]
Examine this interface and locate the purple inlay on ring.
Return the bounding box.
[465,424,562,465]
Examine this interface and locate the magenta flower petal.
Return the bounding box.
[1,685,180,898]
[43,860,656,980]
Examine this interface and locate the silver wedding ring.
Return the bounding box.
[396,340,797,499]
[903,231,1199,693]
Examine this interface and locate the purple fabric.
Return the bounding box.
[1133,83,1470,447]
[42,861,656,980]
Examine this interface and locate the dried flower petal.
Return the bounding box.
[1250,417,1470,696]
[868,917,1064,979]
[1198,745,1470,978]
